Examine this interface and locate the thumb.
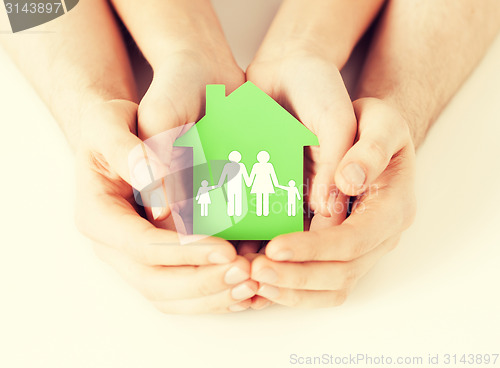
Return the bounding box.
[288,80,357,218]
[335,98,411,196]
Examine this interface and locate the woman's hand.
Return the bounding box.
[109,0,246,222]
[137,49,245,222]
[251,98,417,308]
[247,52,356,220]
[75,100,257,314]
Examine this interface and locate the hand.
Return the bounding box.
[247,50,357,219]
[243,49,358,309]
[75,100,257,314]
[251,98,417,308]
[137,48,245,222]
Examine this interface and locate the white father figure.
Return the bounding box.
[217,151,250,216]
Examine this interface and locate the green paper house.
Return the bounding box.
[174,81,318,240]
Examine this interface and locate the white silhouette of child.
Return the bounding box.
[195,180,217,216]
[277,180,301,216]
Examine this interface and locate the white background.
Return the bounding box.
[1,1,499,367]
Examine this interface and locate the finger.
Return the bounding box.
[76,163,236,266]
[150,281,257,314]
[257,284,348,309]
[152,289,255,314]
[94,243,255,300]
[335,98,411,196]
[252,236,400,291]
[285,65,356,218]
[265,190,406,263]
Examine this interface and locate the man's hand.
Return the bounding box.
[75,100,257,313]
[251,98,416,308]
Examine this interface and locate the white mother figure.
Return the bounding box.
[247,151,280,217]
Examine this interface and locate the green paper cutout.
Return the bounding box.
[174,82,318,240]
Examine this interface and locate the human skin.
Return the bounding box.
[109,0,246,219]
[247,0,386,219]
[0,0,257,314]
[250,0,500,308]
[3,0,499,313]
[242,0,387,309]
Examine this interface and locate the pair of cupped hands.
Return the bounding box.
[75,46,417,314]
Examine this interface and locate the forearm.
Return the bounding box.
[356,0,500,147]
[0,0,136,148]
[110,0,236,70]
[254,0,386,67]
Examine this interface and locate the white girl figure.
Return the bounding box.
[277,180,301,216]
[247,151,280,216]
[195,180,217,217]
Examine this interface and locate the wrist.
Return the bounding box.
[121,1,235,72]
[358,95,424,149]
[254,0,385,69]
[379,96,428,149]
[253,21,351,70]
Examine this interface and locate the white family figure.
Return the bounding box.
[277,180,301,216]
[217,151,250,216]
[247,151,279,217]
[195,180,217,216]
[197,150,300,217]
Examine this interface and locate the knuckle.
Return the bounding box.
[195,275,220,297]
[288,291,303,308]
[304,231,322,260]
[364,139,389,167]
[339,263,358,289]
[293,271,310,290]
[173,248,193,266]
[128,239,150,265]
[343,226,370,260]
[345,241,364,261]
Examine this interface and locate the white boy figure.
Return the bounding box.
[195,180,217,216]
[277,180,301,216]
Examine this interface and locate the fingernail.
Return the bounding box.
[342,163,366,186]
[208,252,232,264]
[257,284,280,299]
[253,268,278,284]
[152,206,163,220]
[231,284,255,300]
[229,303,248,312]
[271,250,293,261]
[224,266,249,285]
